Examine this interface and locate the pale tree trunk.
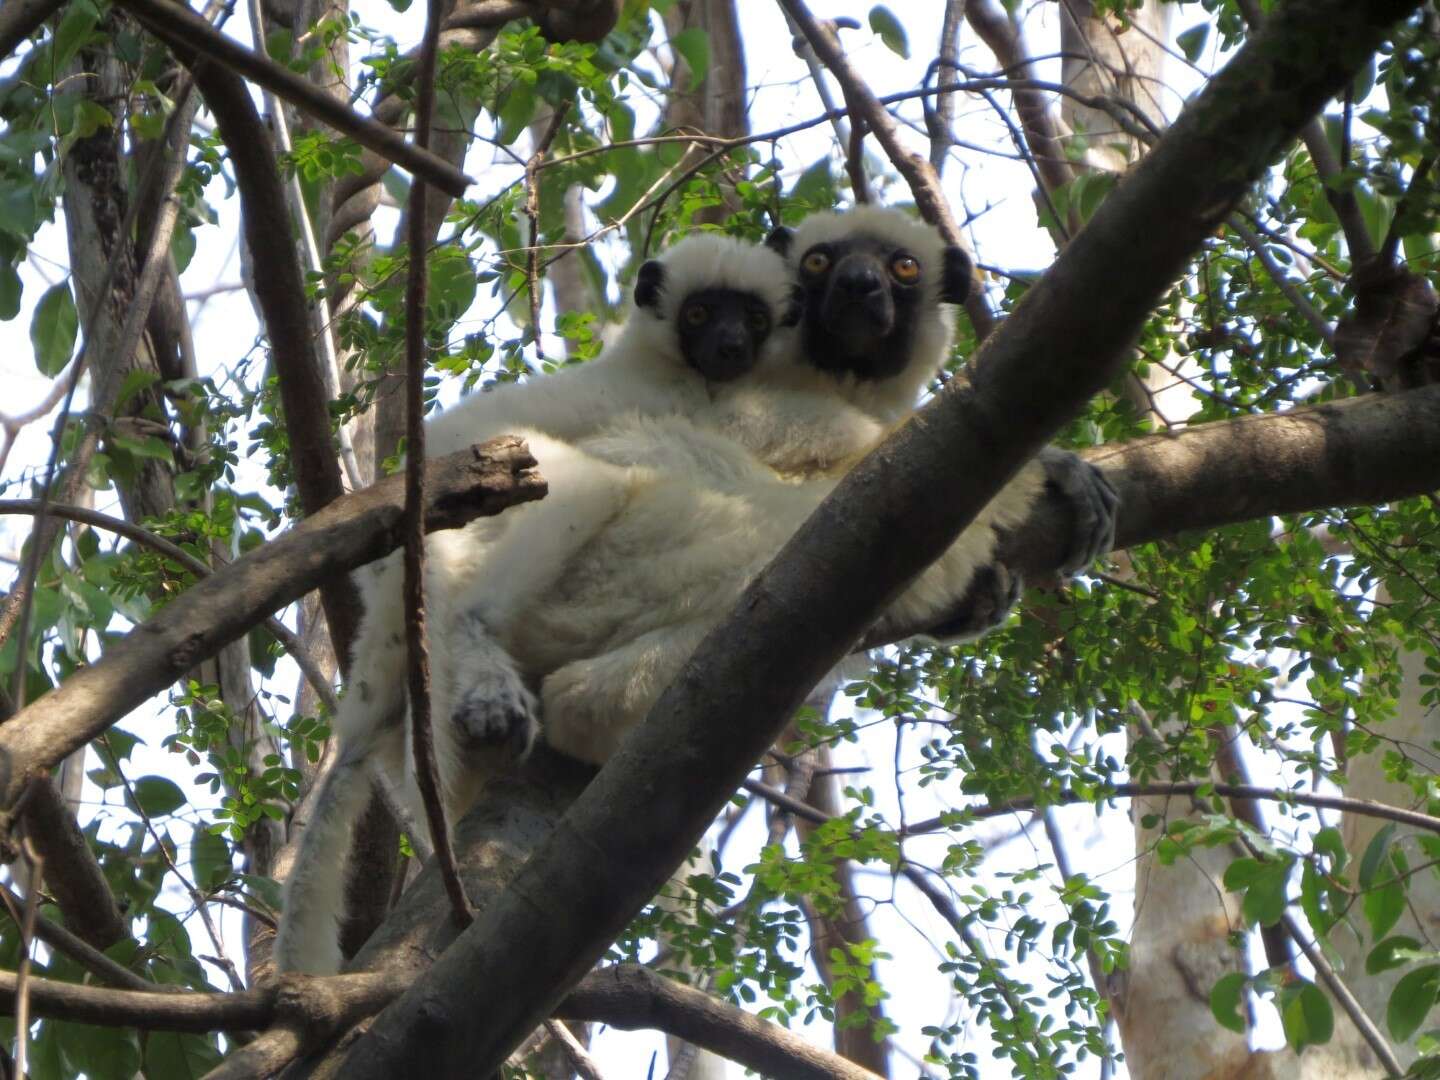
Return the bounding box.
[529,104,594,354]
[1323,590,1439,1076]
[662,0,747,227]
[1058,0,1170,174]
[795,744,892,1077]
[1054,10,1257,1075]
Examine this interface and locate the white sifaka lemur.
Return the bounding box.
[275,230,889,974]
[275,208,1117,975]
[451,206,1115,768]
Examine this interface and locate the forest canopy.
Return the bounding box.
[0,1,1439,1078]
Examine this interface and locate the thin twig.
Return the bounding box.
[14,838,43,1076]
[900,781,1440,836]
[1379,153,1435,266]
[0,881,153,992]
[543,1019,609,1080]
[105,737,245,992]
[1228,217,1336,344]
[402,0,471,929]
[523,99,571,364]
[0,368,72,477]
[1282,911,1403,1076]
[747,774,1440,838]
[927,0,968,173]
[114,0,473,197]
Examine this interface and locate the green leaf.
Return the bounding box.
[1222,856,1263,889]
[130,776,185,818]
[142,1031,224,1079]
[670,27,710,87]
[1365,878,1407,941]
[53,1020,142,1080]
[868,6,909,59]
[1360,824,1397,888]
[1209,971,1247,1034]
[1367,936,1425,975]
[114,369,161,410]
[495,82,537,147]
[1177,23,1209,63]
[1389,965,1440,1041]
[1313,826,1347,873]
[1279,981,1334,1052]
[0,261,20,320]
[30,281,79,376]
[191,825,232,891]
[1351,55,1376,104]
[1241,862,1289,927]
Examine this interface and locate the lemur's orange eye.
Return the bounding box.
[801,249,831,275]
[683,304,709,326]
[890,254,921,283]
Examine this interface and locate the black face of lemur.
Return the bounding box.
[635,261,776,383]
[765,227,972,382]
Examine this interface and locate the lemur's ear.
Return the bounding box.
[764,226,796,257]
[940,247,973,305]
[635,260,665,310]
[780,284,804,327]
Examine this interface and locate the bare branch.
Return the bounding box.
[559,965,886,1080]
[543,1019,609,1080]
[12,781,129,953]
[899,782,1440,837]
[965,0,1074,194]
[180,56,364,659]
[987,384,1440,597]
[0,881,148,992]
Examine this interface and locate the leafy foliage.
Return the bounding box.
[1,1,1439,1076]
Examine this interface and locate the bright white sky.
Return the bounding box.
[0,4,1307,1077]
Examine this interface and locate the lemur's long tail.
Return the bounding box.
[274,732,396,974]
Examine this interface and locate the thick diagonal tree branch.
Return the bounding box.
[164,382,1430,1079]
[0,440,545,814]
[306,2,1422,1074]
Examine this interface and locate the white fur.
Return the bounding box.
[274,232,883,974]
[275,210,1046,975]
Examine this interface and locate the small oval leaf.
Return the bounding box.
[1209,971,1247,1034]
[1388,965,1440,1042]
[131,776,185,818]
[868,5,909,59]
[30,281,79,376]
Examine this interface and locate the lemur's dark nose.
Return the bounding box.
[837,263,884,298]
[717,327,748,362]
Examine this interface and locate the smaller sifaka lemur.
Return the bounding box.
[275,208,1118,976]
